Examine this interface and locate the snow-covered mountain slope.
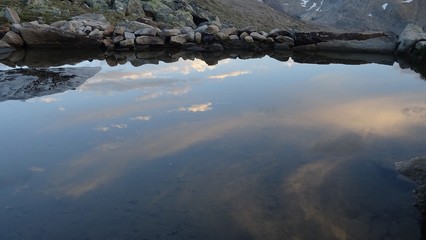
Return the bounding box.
[262,0,426,33]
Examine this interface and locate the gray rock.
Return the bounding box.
[240,32,249,40]
[194,32,202,44]
[214,32,229,41]
[221,27,238,36]
[181,26,194,34]
[170,35,187,45]
[60,21,83,33]
[119,39,135,47]
[158,29,181,37]
[83,26,93,34]
[134,27,160,36]
[10,24,22,34]
[125,0,145,16]
[275,35,294,45]
[195,25,208,33]
[113,35,124,44]
[88,29,104,39]
[136,36,165,45]
[124,32,136,40]
[397,24,426,54]
[2,31,24,47]
[20,24,101,48]
[27,0,46,5]
[244,36,254,43]
[103,26,115,36]
[4,7,20,24]
[71,14,110,31]
[50,20,67,29]
[85,0,108,10]
[250,32,267,41]
[114,26,126,36]
[229,35,239,41]
[127,21,154,32]
[204,25,220,35]
[268,28,291,38]
[185,32,195,42]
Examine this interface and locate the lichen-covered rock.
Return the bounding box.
[126,0,145,16]
[85,0,109,10]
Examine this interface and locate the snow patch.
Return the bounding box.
[401,0,414,3]
[382,3,388,10]
[307,2,317,11]
[368,13,373,17]
[301,0,309,7]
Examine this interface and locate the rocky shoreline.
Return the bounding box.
[1,7,426,61]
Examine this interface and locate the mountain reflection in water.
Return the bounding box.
[0,50,425,240]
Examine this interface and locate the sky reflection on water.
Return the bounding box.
[0,56,425,239]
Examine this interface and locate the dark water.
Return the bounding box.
[0,50,426,240]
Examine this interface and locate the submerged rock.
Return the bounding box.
[0,67,101,102]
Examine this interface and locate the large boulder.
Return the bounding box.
[20,23,101,48]
[2,31,24,48]
[142,0,196,28]
[71,14,111,31]
[316,35,398,54]
[396,24,426,54]
[126,0,145,16]
[3,7,20,24]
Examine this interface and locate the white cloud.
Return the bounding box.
[208,71,251,79]
[179,102,212,112]
[39,97,58,103]
[131,116,151,121]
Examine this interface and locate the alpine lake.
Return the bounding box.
[1,49,426,240]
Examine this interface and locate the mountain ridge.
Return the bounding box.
[262,0,426,34]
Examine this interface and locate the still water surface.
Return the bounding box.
[0,53,426,239]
